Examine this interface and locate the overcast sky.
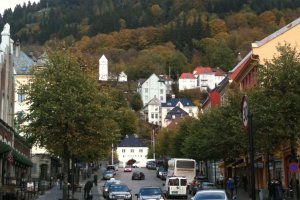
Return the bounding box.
[0,0,40,15]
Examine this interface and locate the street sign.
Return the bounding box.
[289,162,299,173]
[241,95,249,129]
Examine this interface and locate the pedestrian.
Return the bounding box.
[93,172,98,186]
[84,180,93,200]
[227,177,235,199]
[242,175,248,192]
[233,175,238,195]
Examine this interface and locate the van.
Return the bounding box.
[163,176,188,198]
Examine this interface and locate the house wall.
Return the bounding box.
[148,104,161,126]
[178,78,197,91]
[140,74,166,106]
[116,147,149,168]
[252,21,300,65]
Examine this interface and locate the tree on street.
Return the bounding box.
[23,49,120,200]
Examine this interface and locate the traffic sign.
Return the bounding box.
[241,95,249,129]
[289,162,299,173]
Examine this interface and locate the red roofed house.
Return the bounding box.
[193,66,226,91]
[178,73,197,91]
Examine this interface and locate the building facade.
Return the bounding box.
[137,73,167,106]
[178,73,197,91]
[116,135,149,168]
[99,54,108,81]
[0,23,32,189]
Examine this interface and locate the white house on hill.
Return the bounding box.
[137,73,167,106]
[99,54,108,81]
[116,135,148,168]
[118,71,127,82]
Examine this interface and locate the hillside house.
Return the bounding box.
[137,73,167,106]
[178,73,197,91]
[193,66,226,91]
[161,95,198,128]
[116,135,149,168]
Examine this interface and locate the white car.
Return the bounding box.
[191,190,228,200]
[124,165,132,172]
[164,176,188,199]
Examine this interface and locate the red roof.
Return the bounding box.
[193,66,213,75]
[179,73,196,79]
[229,51,252,81]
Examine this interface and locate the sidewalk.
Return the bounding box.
[35,182,101,200]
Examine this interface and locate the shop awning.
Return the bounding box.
[0,141,11,154]
[12,150,33,167]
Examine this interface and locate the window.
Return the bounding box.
[18,88,26,102]
[155,114,158,119]
[139,149,143,153]
[160,89,163,94]
[131,149,134,153]
[151,114,154,118]
[145,88,148,93]
[160,96,163,101]
[122,149,125,153]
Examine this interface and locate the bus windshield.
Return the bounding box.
[177,160,195,168]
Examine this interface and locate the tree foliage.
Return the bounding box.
[23,49,120,161]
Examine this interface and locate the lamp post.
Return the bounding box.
[112,143,114,165]
[242,95,256,200]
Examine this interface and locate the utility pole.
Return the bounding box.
[152,128,156,160]
[112,143,114,165]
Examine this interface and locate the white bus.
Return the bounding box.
[167,158,196,185]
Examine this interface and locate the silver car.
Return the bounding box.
[191,190,228,200]
[107,184,132,200]
[135,186,164,200]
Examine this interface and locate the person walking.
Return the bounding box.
[84,180,93,200]
[227,177,235,199]
[93,171,98,186]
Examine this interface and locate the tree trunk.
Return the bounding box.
[62,143,69,200]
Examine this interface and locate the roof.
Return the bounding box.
[165,107,188,119]
[148,97,160,105]
[13,51,36,74]
[252,17,300,48]
[117,135,147,147]
[213,68,226,76]
[161,98,195,107]
[179,72,196,79]
[229,51,253,81]
[193,66,213,75]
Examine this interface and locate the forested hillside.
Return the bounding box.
[1,0,300,80]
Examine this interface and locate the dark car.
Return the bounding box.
[135,186,164,200]
[107,184,132,200]
[147,162,157,170]
[102,170,114,180]
[132,171,145,180]
[102,179,121,198]
[156,166,167,178]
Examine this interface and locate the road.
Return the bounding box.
[98,167,189,199]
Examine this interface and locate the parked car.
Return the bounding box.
[132,171,145,180]
[107,165,117,175]
[102,179,121,198]
[102,170,114,180]
[189,176,209,195]
[124,165,132,172]
[199,182,217,190]
[191,190,228,200]
[160,171,168,180]
[107,184,132,200]
[156,166,167,178]
[135,186,164,200]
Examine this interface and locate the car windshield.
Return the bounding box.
[195,192,225,200]
[105,181,117,188]
[110,185,129,192]
[140,188,162,195]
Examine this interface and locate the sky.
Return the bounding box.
[0,0,40,15]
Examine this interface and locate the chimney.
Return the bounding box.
[15,40,20,57]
